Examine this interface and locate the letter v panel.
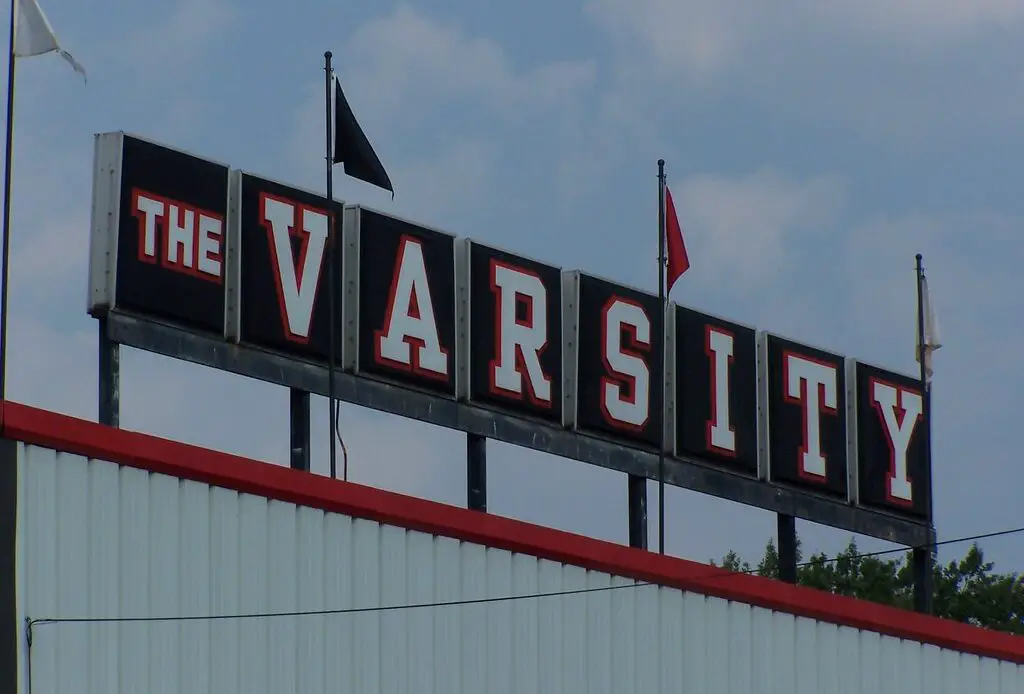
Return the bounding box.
[227,171,344,363]
[762,332,849,499]
[464,239,563,423]
[853,360,930,520]
[350,206,458,398]
[674,305,758,476]
[88,132,230,335]
[574,272,663,450]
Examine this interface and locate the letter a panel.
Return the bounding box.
[349,206,458,398]
[762,332,849,499]
[88,131,230,335]
[225,171,343,363]
[853,360,931,520]
[464,240,563,423]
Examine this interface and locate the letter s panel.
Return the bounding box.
[675,306,758,475]
[575,273,662,449]
[235,172,343,363]
[108,133,230,334]
[467,241,562,421]
[765,333,848,498]
[356,208,457,397]
[855,361,930,520]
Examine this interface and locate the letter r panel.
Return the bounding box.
[467,241,563,422]
[575,273,662,449]
[674,306,758,475]
[855,361,930,519]
[765,333,849,498]
[236,172,343,363]
[113,134,229,334]
[356,208,458,398]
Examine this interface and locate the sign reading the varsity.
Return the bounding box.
[855,361,929,519]
[354,207,458,397]
[764,334,848,498]
[466,241,563,422]
[88,132,229,334]
[231,172,342,362]
[87,130,936,545]
[675,306,758,475]
[574,273,663,448]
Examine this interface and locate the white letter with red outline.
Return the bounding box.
[131,188,223,281]
[783,352,838,479]
[488,260,551,405]
[706,326,736,455]
[375,235,449,378]
[870,379,922,504]
[600,297,651,430]
[260,193,329,343]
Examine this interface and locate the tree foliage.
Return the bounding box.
[713,537,1024,635]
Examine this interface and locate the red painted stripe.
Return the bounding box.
[4,400,1023,663]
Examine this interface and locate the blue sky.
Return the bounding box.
[4,0,1024,573]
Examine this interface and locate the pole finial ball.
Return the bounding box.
[325,51,333,59]
[658,158,665,166]
[916,253,923,261]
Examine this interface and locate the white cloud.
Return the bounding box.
[674,169,846,289]
[116,0,234,75]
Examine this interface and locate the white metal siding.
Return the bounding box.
[15,444,1023,694]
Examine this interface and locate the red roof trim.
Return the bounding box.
[4,400,1023,663]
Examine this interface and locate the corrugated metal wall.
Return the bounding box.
[16,444,1023,694]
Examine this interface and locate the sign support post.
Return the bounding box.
[97,318,120,428]
[467,433,487,511]
[289,389,311,472]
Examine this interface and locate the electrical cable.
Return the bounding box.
[333,400,348,481]
[25,524,1024,629]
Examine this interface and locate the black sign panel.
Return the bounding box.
[236,173,342,363]
[575,274,662,448]
[357,209,457,397]
[766,334,848,498]
[675,306,758,475]
[468,242,563,421]
[115,135,229,333]
[856,362,929,519]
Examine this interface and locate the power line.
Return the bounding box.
[26,524,1024,630]
[28,528,1019,630]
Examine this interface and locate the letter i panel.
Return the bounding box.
[854,361,930,519]
[354,207,458,397]
[763,333,848,498]
[88,132,230,335]
[675,306,758,475]
[230,172,343,363]
[574,273,663,449]
[466,240,563,422]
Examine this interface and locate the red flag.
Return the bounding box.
[664,185,689,293]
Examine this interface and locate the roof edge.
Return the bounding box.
[3,400,1023,664]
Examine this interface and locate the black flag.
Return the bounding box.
[333,77,393,195]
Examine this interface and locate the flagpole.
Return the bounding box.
[324,50,338,479]
[0,0,18,402]
[657,158,667,555]
[914,252,934,613]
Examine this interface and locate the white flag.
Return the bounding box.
[13,0,86,80]
[915,273,941,382]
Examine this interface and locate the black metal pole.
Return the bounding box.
[97,319,120,427]
[777,513,797,583]
[656,158,667,555]
[0,0,18,402]
[627,476,647,549]
[913,253,934,614]
[467,433,487,511]
[289,389,311,472]
[324,50,338,479]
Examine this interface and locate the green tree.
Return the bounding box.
[714,537,1024,635]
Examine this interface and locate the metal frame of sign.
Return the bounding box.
[85,130,936,555]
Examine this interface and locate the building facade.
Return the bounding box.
[2,401,1022,693]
